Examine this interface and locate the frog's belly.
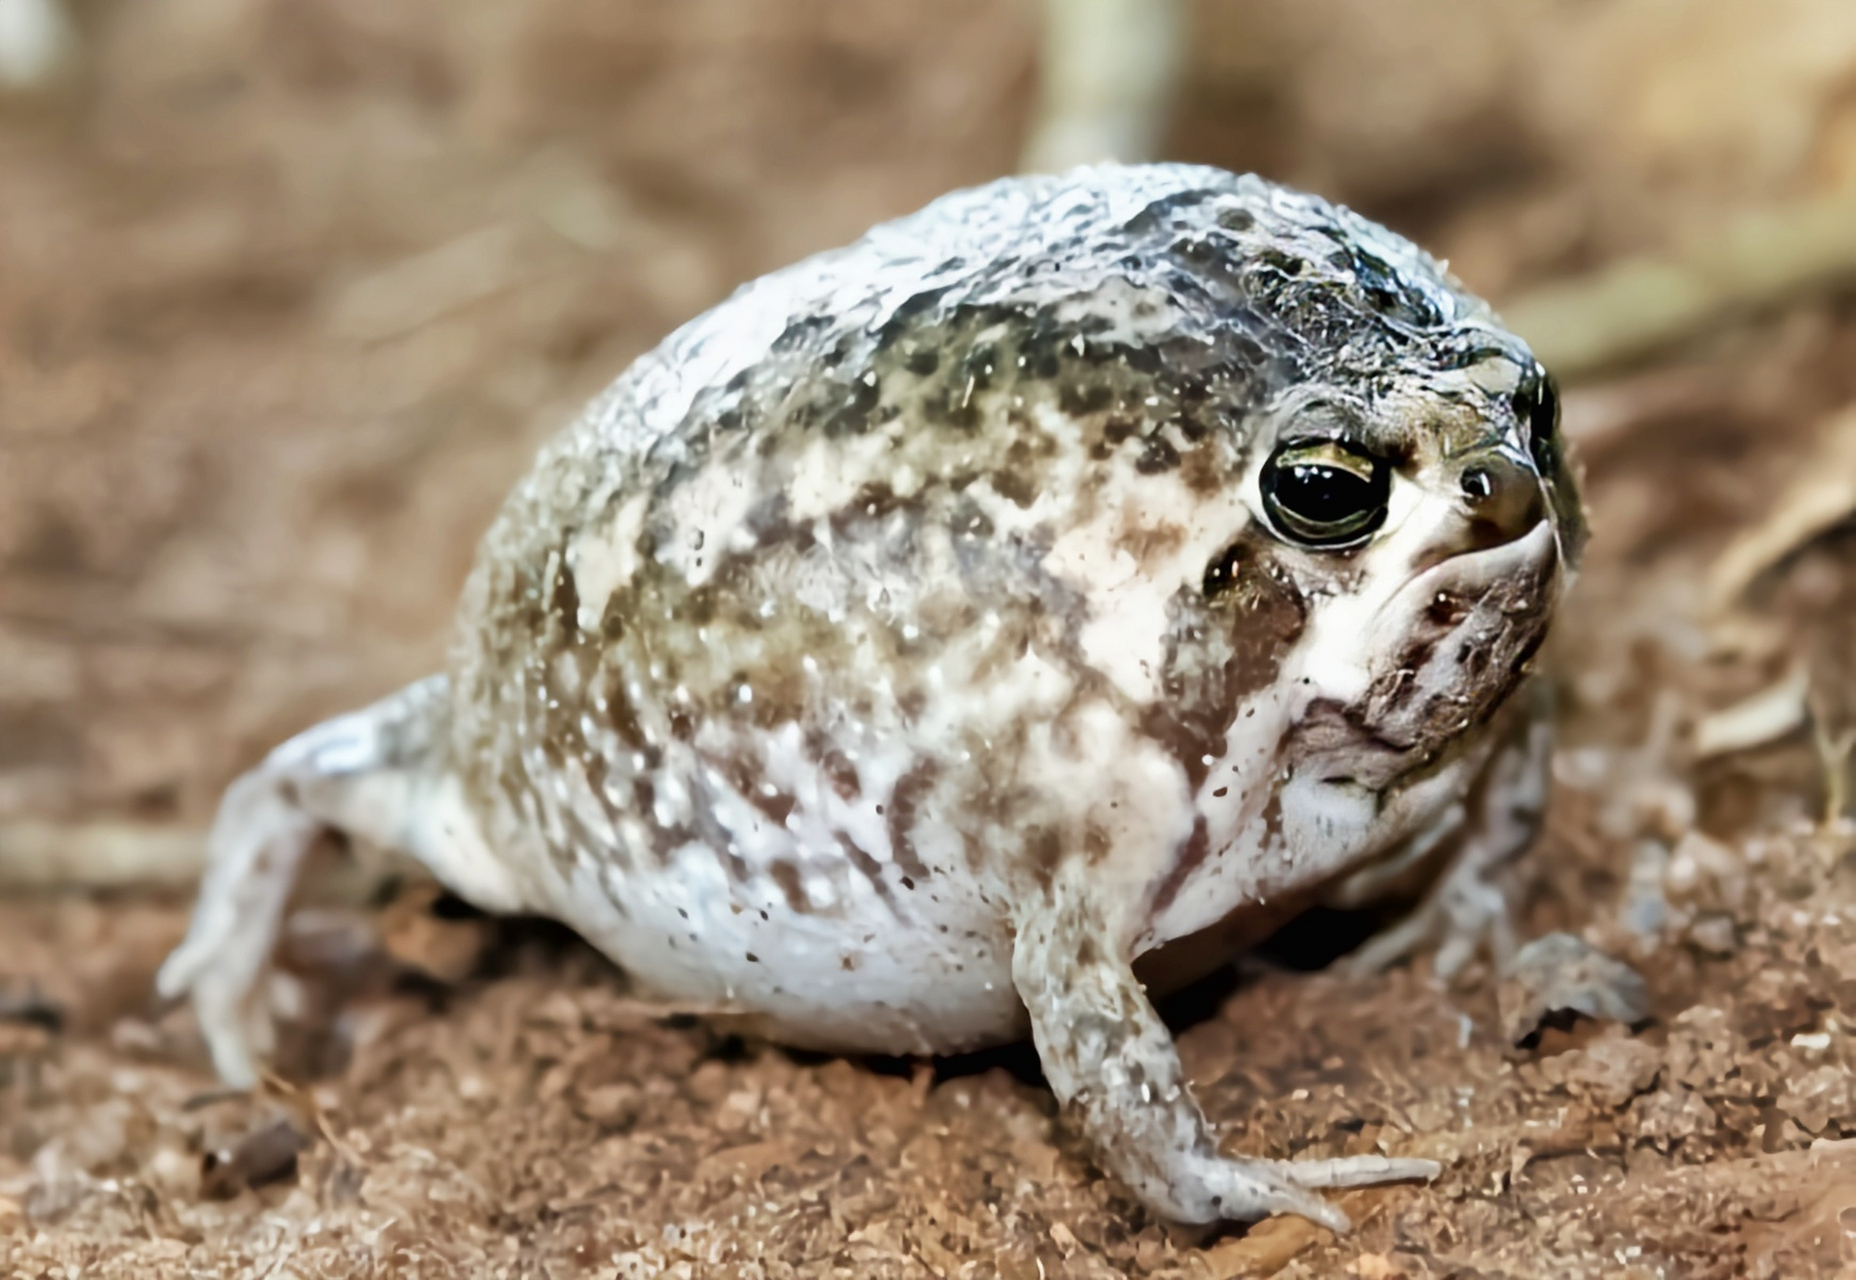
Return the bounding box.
[549,853,1027,1057]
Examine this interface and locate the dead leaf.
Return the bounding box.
[1707,406,1856,614]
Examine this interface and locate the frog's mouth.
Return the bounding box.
[1372,518,1559,742]
[1289,519,1560,784]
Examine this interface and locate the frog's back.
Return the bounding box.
[464,163,1478,592]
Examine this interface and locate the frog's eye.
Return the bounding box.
[1513,370,1561,476]
[1259,439,1390,549]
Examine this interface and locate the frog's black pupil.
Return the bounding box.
[1278,463,1370,522]
[1259,441,1389,547]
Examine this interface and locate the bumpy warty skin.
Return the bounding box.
[442,164,1576,1056]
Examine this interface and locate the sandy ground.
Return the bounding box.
[5,3,1856,1277]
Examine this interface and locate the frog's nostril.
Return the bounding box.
[1460,468,1494,502]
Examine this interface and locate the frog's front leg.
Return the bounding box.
[1011,869,1439,1231]
[1336,685,1554,979]
[158,675,525,1086]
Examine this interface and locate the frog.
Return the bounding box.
[158,163,1583,1232]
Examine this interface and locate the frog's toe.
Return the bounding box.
[1187,1152,1441,1233]
[164,946,271,1088]
[1338,899,1447,976]
[1274,1153,1443,1190]
[1342,879,1512,979]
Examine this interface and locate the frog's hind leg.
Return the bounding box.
[1012,869,1439,1230]
[158,675,519,1086]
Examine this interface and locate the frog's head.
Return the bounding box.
[1208,247,1581,874]
[1243,347,1576,777]
[1152,175,1584,893]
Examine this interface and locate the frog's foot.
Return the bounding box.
[1339,692,1553,981]
[1166,1151,1441,1234]
[1013,873,1441,1230]
[1341,867,1515,981]
[156,771,319,1086]
[158,676,456,1086]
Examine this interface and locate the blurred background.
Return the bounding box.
[5,0,1856,840]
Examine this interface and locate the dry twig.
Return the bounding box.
[1505,194,1856,379]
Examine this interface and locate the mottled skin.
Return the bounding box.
[160,165,1581,1231]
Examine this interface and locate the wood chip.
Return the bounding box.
[1200,1213,1322,1277]
[199,1116,311,1199]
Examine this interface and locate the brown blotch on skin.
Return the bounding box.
[681,585,719,628]
[898,687,929,725]
[813,739,862,799]
[1147,814,1211,917]
[884,761,938,882]
[1102,415,1139,446]
[742,493,816,554]
[718,753,799,827]
[1141,543,1305,793]
[1120,519,1188,567]
[1208,536,1308,697]
[550,556,581,637]
[835,482,909,527]
[991,466,1038,509]
[840,833,900,911]
[769,859,810,913]
[1177,431,1235,496]
[597,668,649,752]
[751,788,798,828]
[738,663,809,730]
[1058,381,1112,417]
[597,588,630,641]
[1026,826,1063,885]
